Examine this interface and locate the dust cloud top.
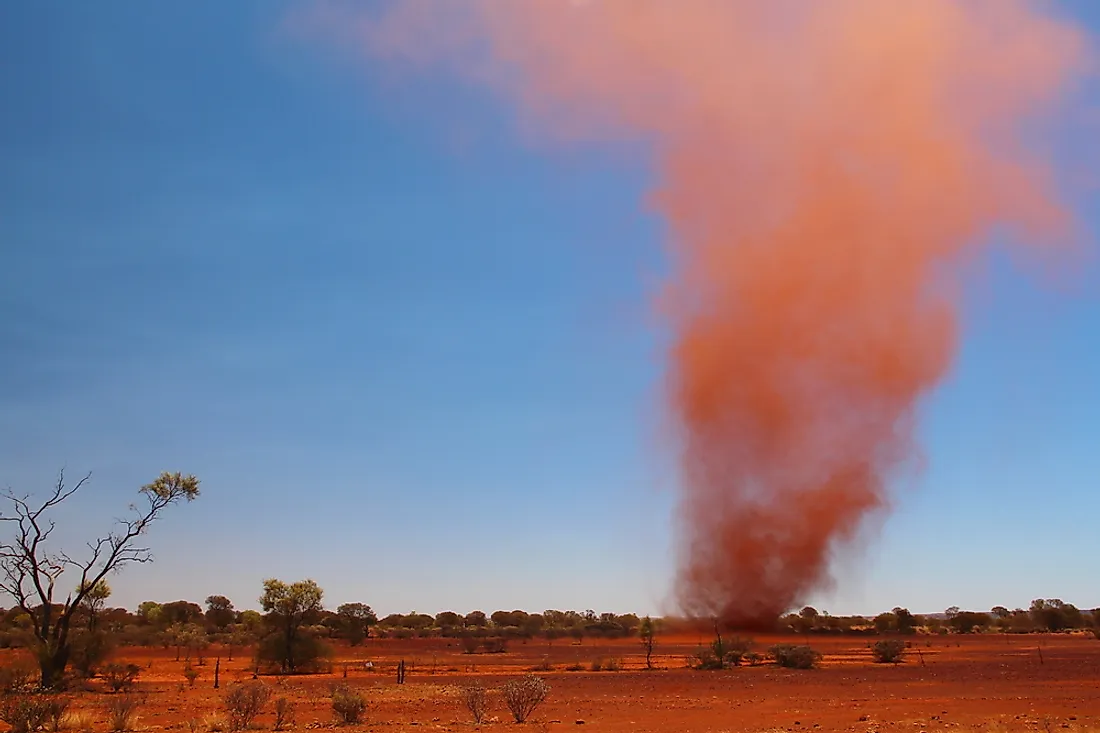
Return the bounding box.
[321,0,1089,626]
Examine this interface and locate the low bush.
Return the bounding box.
[693,636,754,670]
[872,639,907,664]
[0,694,53,733]
[0,660,37,694]
[461,681,489,724]
[501,675,549,723]
[254,633,331,675]
[71,631,114,679]
[460,636,479,655]
[769,644,821,670]
[330,684,366,725]
[482,638,507,654]
[224,681,272,731]
[273,697,293,731]
[101,663,140,693]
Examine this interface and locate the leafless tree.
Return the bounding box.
[0,470,200,688]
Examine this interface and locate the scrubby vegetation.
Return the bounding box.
[872,639,907,664]
[223,681,271,731]
[461,681,490,724]
[501,675,550,723]
[769,644,821,669]
[330,684,367,725]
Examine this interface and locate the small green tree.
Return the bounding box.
[335,603,377,646]
[205,596,235,631]
[639,616,657,670]
[79,581,111,632]
[258,579,324,674]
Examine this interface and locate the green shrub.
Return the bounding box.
[872,639,906,664]
[769,644,821,669]
[101,663,140,693]
[254,633,330,675]
[330,685,366,725]
[692,636,754,670]
[724,637,754,667]
[70,631,114,678]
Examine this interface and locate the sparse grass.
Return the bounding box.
[204,714,228,733]
[565,662,584,672]
[43,696,70,732]
[104,693,142,732]
[461,681,490,724]
[501,675,549,724]
[530,657,553,672]
[62,710,95,733]
[1,694,53,733]
[590,658,620,672]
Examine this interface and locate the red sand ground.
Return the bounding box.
[5,633,1099,732]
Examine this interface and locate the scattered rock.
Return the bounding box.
[575,720,586,725]
[859,715,869,722]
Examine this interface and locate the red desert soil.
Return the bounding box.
[5,633,1099,732]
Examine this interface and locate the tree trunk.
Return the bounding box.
[284,624,295,674]
[39,646,69,690]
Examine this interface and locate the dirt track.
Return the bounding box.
[6,633,1099,732]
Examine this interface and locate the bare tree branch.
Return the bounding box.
[0,470,199,688]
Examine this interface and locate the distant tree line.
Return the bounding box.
[778,601,1099,636]
[2,468,1098,689]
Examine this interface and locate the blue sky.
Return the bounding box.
[1,2,1097,618]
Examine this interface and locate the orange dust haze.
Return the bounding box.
[324,0,1089,626]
